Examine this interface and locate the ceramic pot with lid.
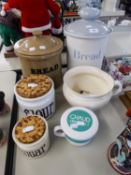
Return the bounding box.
[64,7,112,69]
[14,74,55,120]
[12,115,50,158]
[14,32,63,87]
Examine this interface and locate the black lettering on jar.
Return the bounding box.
[24,109,30,116]
[24,109,35,116]
[24,102,54,119]
[31,64,59,75]
[36,110,43,116]
[24,144,46,158]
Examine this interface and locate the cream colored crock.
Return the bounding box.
[14,32,63,87]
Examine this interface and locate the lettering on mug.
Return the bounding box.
[73,49,102,60]
[24,144,46,157]
[24,102,54,119]
[31,64,59,74]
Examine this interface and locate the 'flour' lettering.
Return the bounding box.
[24,102,54,119]
[24,144,46,158]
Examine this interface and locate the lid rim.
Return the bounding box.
[64,15,112,39]
[64,29,112,39]
[14,35,63,56]
[15,47,63,57]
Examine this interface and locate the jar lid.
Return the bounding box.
[60,107,99,141]
[64,7,112,39]
[15,74,52,98]
[14,33,63,57]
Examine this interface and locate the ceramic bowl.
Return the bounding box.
[63,66,122,110]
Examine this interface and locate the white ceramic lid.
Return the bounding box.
[60,107,99,140]
[64,7,112,39]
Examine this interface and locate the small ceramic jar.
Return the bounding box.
[54,107,99,146]
[12,115,50,158]
[0,91,10,115]
[14,74,55,120]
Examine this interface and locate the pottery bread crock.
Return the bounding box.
[14,32,63,87]
[12,115,50,158]
[64,7,112,69]
[63,66,122,110]
[14,74,55,120]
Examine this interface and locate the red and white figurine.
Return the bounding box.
[3,0,62,36]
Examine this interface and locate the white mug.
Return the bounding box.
[54,107,99,146]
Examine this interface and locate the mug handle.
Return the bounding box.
[54,126,65,137]
[112,80,122,97]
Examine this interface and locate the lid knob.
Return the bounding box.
[78,7,100,20]
[32,31,43,36]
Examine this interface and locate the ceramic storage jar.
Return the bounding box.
[64,7,112,69]
[14,74,55,120]
[14,33,63,87]
[12,115,50,158]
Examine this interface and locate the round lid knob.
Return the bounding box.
[78,6,100,20]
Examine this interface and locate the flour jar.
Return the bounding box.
[14,33,63,87]
[12,115,50,158]
[14,74,55,120]
[64,7,112,69]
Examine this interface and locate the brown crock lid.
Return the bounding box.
[14,33,63,57]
